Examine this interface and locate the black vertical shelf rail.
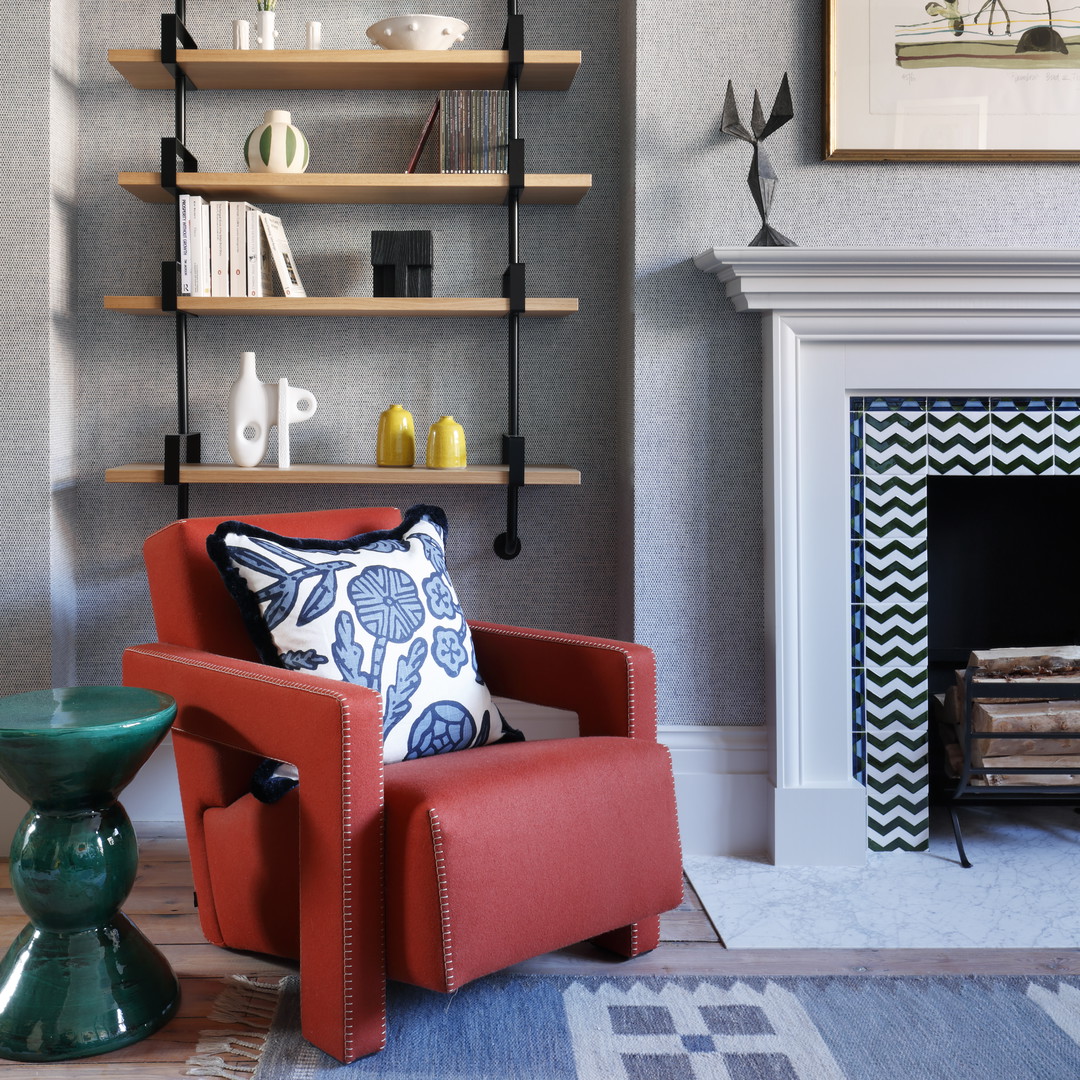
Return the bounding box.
[494,1,526,559]
[160,6,201,518]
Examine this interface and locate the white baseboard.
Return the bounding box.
[0,703,770,860]
[500,700,770,857]
[658,724,770,856]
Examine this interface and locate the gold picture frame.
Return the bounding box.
[825,0,1080,160]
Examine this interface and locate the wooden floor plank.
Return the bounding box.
[2,831,1079,1077]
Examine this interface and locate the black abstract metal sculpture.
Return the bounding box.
[721,74,795,248]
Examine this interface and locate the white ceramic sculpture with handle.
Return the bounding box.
[229,352,317,468]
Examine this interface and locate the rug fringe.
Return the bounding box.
[183,975,285,1079]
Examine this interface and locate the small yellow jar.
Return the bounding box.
[426,415,467,468]
[376,405,415,467]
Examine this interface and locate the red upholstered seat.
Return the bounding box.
[122,507,683,1063]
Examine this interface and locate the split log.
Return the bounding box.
[970,701,1080,758]
[967,645,1080,677]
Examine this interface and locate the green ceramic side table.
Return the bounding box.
[0,686,180,1061]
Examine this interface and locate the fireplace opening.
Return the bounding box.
[927,476,1080,687]
[927,475,1080,794]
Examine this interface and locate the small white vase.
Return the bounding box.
[229,352,274,467]
[244,109,310,174]
[255,9,277,49]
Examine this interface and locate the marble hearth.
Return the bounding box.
[694,249,1080,865]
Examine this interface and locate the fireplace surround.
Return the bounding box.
[694,249,1080,865]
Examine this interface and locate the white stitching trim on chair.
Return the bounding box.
[468,626,648,738]
[428,808,456,992]
[125,646,385,1058]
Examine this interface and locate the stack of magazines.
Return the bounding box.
[438,90,508,174]
[177,195,305,298]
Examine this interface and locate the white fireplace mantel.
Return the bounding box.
[694,248,1080,865]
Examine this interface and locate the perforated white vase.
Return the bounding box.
[229,352,317,468]
[255,9,277,49]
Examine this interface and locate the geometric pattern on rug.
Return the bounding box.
[562,980,844,1079]
[188,973,1080,1079]
[850,396,1080,852]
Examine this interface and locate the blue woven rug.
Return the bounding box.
[187,973,1080,1079]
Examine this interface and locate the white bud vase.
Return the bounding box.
[244,109,310,174]
[255,9,277,49]
[229,352,274,467]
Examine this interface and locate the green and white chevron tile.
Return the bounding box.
[863,603,928,668]
[990,404,1054,475]
[927,404,990,475]
[1053,405,1080,474]
[863,666,927,730]
[862,538,927,606]
[866,726,929,850]
[863,409,927,476]
[861,474,927,540]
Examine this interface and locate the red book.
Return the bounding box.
[406,99,440,173]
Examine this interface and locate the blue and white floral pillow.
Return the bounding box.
[207,505,523,767]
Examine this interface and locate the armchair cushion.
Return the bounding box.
[207,504,522,764]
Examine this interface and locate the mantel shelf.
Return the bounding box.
[108,49,580,91]
[106,463,581,485]
[119,172,592,206]
[104,296,578,316]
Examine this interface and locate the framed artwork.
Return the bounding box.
[825,0,1080,159]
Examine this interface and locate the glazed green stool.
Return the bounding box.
[0,686,180,1061]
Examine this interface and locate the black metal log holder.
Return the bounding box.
[946,665,1080,867]
[494,4,526,559]
[161,7,200,519]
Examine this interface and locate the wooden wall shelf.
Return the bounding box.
[120,172,592,206]
[106,463,582,485]
[108,49,580,92]
[104,296,578,316]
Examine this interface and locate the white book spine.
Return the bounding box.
[247,208,274,296]
[179,195,192,296]
[200,202,211,295]
[261,213,306,298]
[228,202,254,297]
[210,200,230,297]
[189,196,205,297]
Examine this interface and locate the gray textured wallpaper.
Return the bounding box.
[634,0,1080,726]
[73,0,626,686]
[18,0,1078,729]
[0,2,62,696]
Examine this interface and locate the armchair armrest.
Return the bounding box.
[467,622,658,741]
[122,643,385,1064]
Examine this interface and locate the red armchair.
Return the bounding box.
[122,506,683,1063]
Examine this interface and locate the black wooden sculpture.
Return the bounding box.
[371,230,433,297]
[721,74,795,248]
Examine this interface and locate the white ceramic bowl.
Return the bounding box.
[366,14,468,50]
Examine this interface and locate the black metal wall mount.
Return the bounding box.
[152,0,547,554]
[493,4,526,560]
[162,5,201,519]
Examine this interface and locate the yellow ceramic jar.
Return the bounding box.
[376,405,415,467]
[426,415,467,469]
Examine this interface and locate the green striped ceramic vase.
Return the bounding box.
[244,109,310,173]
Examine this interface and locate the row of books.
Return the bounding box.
[407,90,510,174]
[178,195,306,298]
[439,90,509,174]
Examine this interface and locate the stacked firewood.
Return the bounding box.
[936,647,1080,786]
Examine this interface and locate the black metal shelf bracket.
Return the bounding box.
[160,3,201,519]
[494,0,525,560]
[161,12,198,90]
